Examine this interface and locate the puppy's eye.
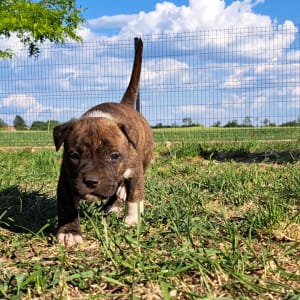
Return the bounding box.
[69,152,81,161]
[110,152,121,161]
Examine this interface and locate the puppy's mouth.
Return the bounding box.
[79,187,118,202]
[74,177,119,201]
[83,193,105,202]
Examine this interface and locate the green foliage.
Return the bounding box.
[0,0,84,58]
[13,115,27,130]
[0,118,8,128]
[223,120,240,127]
[281,118,300,127]
[31,120,59,130]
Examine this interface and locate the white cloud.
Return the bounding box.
[287,50,300,61]
[0,94,71,125]
[143,58,189,87]
[222,67,247,88]
[178,104,225,115]
[87,0,274,36]
[222,94,247,109]
[82,0,297,64]
[293,87,300,97]
[88,15,137,30]
[2,94,42,110]
[0,33,25,55]
[252,96,267,109]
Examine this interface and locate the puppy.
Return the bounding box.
[53,39,153,246]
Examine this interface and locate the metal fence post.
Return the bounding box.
[134,37,140,113]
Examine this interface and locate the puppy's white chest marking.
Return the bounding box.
[123,168,133,179]
[116,184,127,201]
[114,168,133,204]
[83,110,115,121]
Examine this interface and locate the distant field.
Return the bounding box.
[0,127,299,147]
[0,131,53,147]
[153,126,300,142]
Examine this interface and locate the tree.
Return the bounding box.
[13,115,27,130]
[0,0,84,58]
[281,119,300,127]
[223,120,239,128]
[262,118,276,127]
[212,121,221,127]
[182,117,192,127]
[0,118,8,128]
[31,121,46,130]
[242,116,253,127]
[31,119,59,130]
[47,120,60,130]
[154,122,163,128]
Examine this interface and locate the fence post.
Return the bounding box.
[134,37,140,113]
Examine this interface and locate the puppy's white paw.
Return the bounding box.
[106,204,123,214]
[125,201,144,226]
[57,232,83,247]
[124,215,139,226]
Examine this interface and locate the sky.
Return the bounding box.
[0,0,300,127]
[75,0,300,39]
[76,0,300,25]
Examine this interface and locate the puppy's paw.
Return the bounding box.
[124,215,139,226]
[56,217,82,246]
[106,197,124,214]
[106,204,123,214]
[57,232,83,246]
[124,201,144,226]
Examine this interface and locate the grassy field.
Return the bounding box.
[0,142,299,299]
[0,126,299,147]
[153,126,300,143]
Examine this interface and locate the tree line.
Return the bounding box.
[154,117,300,128]
[0,115,59,130]
[1,115,300,131]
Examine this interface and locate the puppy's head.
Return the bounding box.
[53,117,137,200]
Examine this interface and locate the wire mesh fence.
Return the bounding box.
[0,24,299,147]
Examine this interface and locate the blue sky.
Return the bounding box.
[0,0,299,127]
[77,0,300,25]
[72,0,300,40]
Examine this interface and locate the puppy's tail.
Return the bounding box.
[120,38,143,107]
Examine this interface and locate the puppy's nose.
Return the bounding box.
[83,177,99,189]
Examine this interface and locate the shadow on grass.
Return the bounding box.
[161,143,300,164]
[0,186,57,234]
[210,150,300,163]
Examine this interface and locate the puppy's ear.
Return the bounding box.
[118,122,139,149]
[53,120,75,151]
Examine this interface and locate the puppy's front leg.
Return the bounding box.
[56,171,82,246]
[124,173,145,226]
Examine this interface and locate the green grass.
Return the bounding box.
[0,130,53,147]
[0,126,299,147]
[153,126,300,143]
[0,143,299,299]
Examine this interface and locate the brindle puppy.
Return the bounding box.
[53,39,153,246]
